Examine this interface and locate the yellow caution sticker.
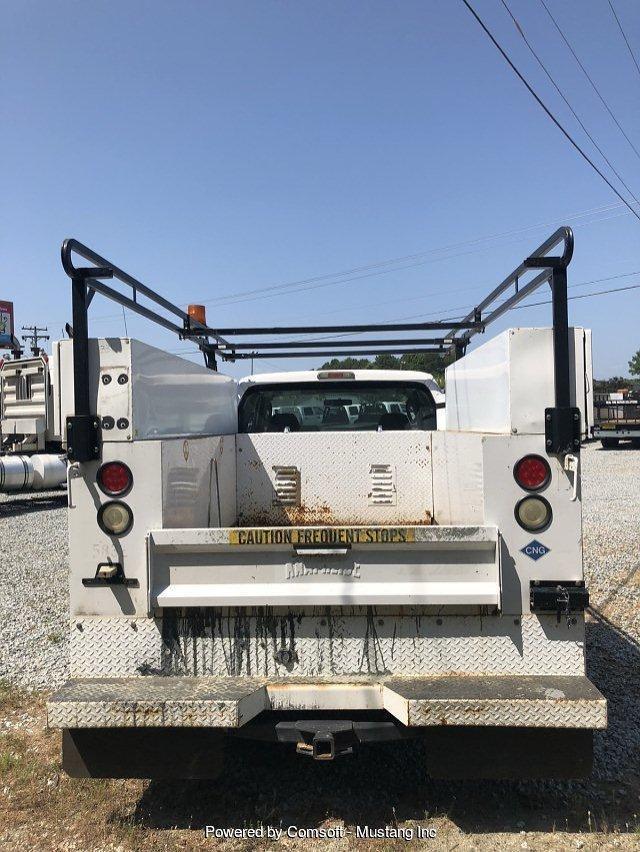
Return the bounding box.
[228,527,416,546]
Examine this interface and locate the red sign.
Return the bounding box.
[0,300,15,348]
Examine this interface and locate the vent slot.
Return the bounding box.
[369,464,396,506]
[272,466,301,505]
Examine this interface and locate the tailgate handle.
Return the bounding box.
[293,546,351,557]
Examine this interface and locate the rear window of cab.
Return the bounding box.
[238,381,436,433]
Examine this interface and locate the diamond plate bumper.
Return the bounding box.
[47,675,606,730]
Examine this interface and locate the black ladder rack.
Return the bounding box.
[60,226,578,459]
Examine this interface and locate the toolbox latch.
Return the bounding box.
[530,580,588,623]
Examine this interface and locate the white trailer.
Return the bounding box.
[47,230,604,779]
[592,394,640,448]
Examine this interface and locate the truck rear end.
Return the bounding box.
[47,229,605,779]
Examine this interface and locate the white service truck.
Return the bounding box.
[47,230,605,779]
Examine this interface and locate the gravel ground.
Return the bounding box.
[1,443,639,848]
[0,490,68,690]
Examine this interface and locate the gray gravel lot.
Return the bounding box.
[0,443,639,843]
[0,490,68,690]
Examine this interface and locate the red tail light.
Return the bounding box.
[514,455,550,491]
[97,461,133,496]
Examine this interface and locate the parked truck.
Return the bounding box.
[0,353,67,492]
[593,390,640,448]
[46,228,605,779]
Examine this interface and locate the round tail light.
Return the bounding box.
[98,501,133,536]
[514,455,550,491]
[515,496,552,532]
[97,461,133,496]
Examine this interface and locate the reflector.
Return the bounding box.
[98,501,133,536]
[515,496,552,532]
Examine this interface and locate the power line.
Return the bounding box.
[461,0,640,224]
[175,269,640,349]
[195,201,624,307]
[539,0,640,162]
[513,279,640,309]
[165,281,640,365]
[40,201,631,328]
[607,0,640,81]
[500,0,640,208]
[266,282,640,363]
[288,269,640,343]
[195,205,625,309]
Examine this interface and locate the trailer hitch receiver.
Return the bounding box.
[294,722,354,760]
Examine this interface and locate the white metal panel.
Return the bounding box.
[161,435,236,529]
[68,440,163,618]
[155,581,499,607]
[236,431,433,526]
[481,434,583,614]
[445,332,511,434]
[510,328,591,439]
[431,431,484,525]
[445,327,591,437]
[148,525,499,608]
[55,338,238,444]
[130,339,237,440]
[582,329,594,434]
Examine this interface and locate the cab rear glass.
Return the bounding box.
[238,381,437,433]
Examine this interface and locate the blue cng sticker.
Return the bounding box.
[521,540,550,561]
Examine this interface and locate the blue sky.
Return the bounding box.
[2,0,639,378]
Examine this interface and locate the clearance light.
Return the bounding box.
[515,496,552,532]
[514,455,550,491]
[317,371,356,380]
[97,461,133,496]
[98,501,133,536]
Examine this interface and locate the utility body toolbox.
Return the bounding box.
[48,230,605,778]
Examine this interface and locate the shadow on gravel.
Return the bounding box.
[0,493,67,517]
[129,618,640,838]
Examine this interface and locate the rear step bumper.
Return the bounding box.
[48,675,606,731]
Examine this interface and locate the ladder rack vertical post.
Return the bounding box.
[550,264,570,411]
[65,263,113,462]
[71,276,91,419]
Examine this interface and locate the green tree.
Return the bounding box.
[371,354,401,370]
[593,375,639,394]
[320,357,371,370]
[629,349,640,377]
[320,352,446,386]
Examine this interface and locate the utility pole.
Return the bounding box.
[21,325,50,356]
